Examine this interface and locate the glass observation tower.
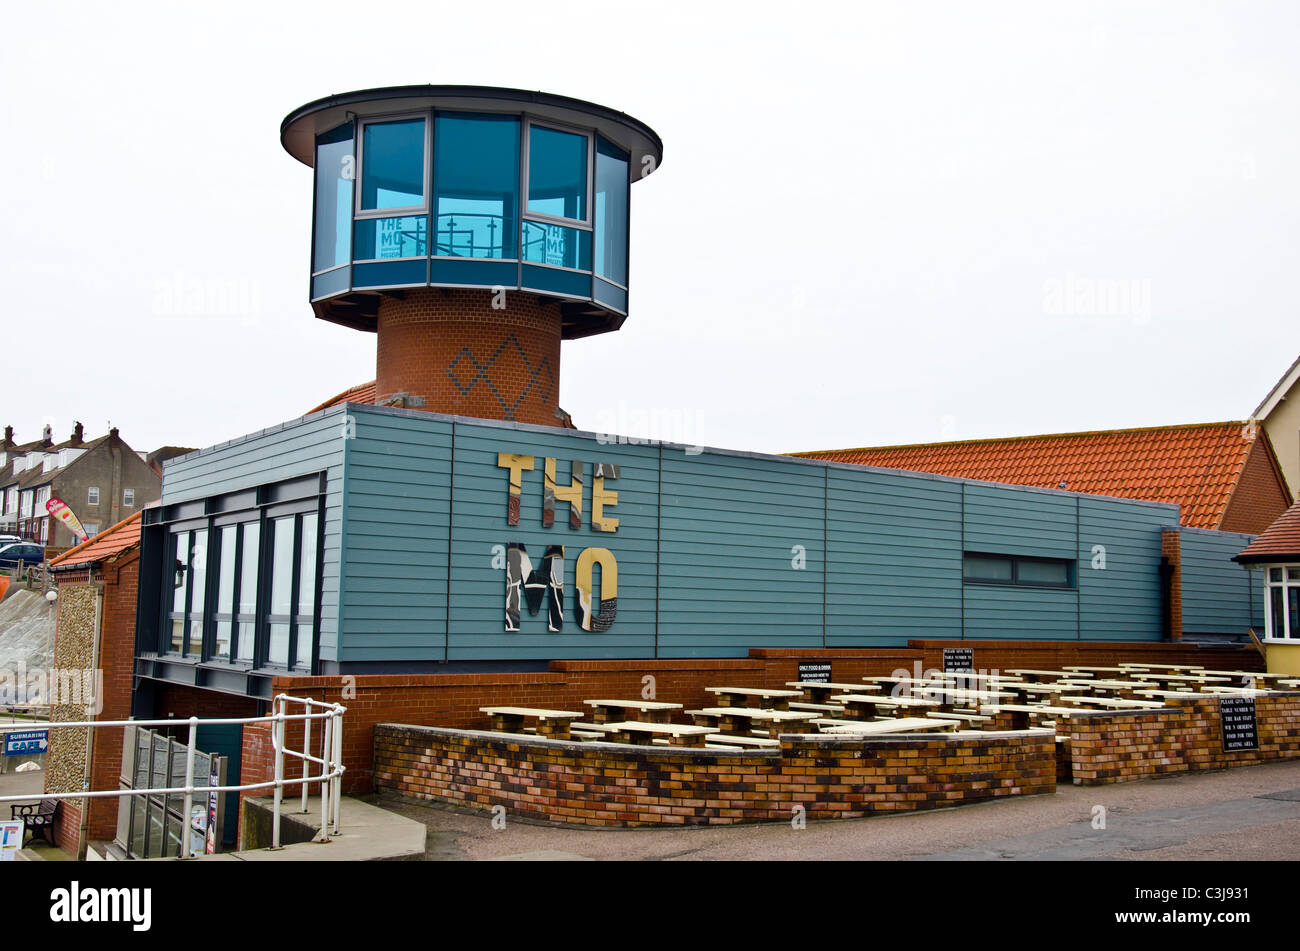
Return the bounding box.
[281,85,663,426]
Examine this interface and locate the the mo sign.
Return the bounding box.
[498,452,620,633]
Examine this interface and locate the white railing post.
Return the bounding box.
[318,710,332,842]
[300,697,312,814]
[181,716,198,859]
[332,704,343,835]
[271,695,284,850]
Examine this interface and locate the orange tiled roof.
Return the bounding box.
[49,511,143,569]
[307,381,377,415]
[1236,499,1300,562]
[793,421,1261,530]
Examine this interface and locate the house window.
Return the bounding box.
[265,511,319,670]
[1265,566,1300,641]
[124,488,135,507]
[88,486,100,506]
[83,522,99,537]
[963,552,1075,588]
[168,528,208,657]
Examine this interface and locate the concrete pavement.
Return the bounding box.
[375,759,1300,861]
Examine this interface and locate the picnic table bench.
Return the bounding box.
[582,699,683,724]
[1000,682,1089,701]
[819,717,957,735]
[688,707,819,738]
[1059,695,1167,710]
[1005,668,1092,681]
[1055,678,1148,697]
[704,686,803,710]
[1119,662,1202,672]
[705,734,781,748]
[1063,666,1148,675]
[786,681,880,704]
[1129,671,1231,685]
[831,693,941,719]
[479,706,587,739]
[788,701,845,714]
[984,703,1088,729]
[601,721,719,748]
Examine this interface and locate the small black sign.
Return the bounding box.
[943,648,974,673]
[797,661,832,684]
[1220,697,1259,752]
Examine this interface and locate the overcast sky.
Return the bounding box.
[2,1,1297,457]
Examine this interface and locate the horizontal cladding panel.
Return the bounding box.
[1179,528,1258,634]
[962,483,1078,558]
[338,410,453,659]
[963,584,1078,640]
[657,451,825,653]
[1076,498,1171,642]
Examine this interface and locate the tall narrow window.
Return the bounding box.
[313,122,354,272]
[434,114,519,259]
[295,512,318,669]
[527,125,587,222]
[235,522,259,662]
[87,486,100,506]
[267,516,295,667]
[594,137,629,285]
[213,524,237,659]
[359,118,426,212]
[124,488,135,507]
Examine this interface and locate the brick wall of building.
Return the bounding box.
[1220,437,1292,534]
[374,288,563,425]
[1068,693,1300,784]
[374,724,1056,826]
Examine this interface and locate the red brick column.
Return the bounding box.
[1162,529,1182,640]
[375,288,563,425]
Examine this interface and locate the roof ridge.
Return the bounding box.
[791,420,1249,458]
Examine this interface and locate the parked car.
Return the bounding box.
[0,543,44,569]
[0,534,21,548]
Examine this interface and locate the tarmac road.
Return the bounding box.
[377,758,1300,861]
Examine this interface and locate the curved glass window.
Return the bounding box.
[527,125,587,221]
[354,216,427,260]
[434,114,519,259]
[594,137,629,285]
[360,118,426,212]
[523,221,591,270]
[312,123,354,272]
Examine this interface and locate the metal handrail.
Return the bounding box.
[0,693,346,856]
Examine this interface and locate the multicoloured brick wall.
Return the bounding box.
[373,724,1057,826]
[1068,693,1300,784]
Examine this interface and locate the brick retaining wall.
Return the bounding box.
[373,724,1057,826]
[1068,693,1300,784]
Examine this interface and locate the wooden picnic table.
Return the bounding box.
[984,703,1089,729]
[1060,695,1167,710]
[831,693,941,719]
[1000,682,1089,702]
[582,699,683,724]
[1056,678,1149,697]
[787,681,881,704]
[819,717,957,735]
[1005,668,1092,681]
[1118,662,1203,672]
[688,707,819,738]
[601,721,719,748]
[1129,671,1231,685]
[704,686,803,710]
[1063,665,1149,675]
[479,706,588,739]
[1192,669,1284,681]
[705,734,780,749]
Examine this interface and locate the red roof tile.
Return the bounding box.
[793,421,1262,529]
[306,381,377,415]
[49,511,142,569]
[1236,500,1300,562]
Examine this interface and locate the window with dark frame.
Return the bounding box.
[161,494,321,672]
[962,552,1075,588]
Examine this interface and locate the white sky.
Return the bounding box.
[2,1,1297,457]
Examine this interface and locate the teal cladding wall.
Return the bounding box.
[328,406,1189,660]
[1180,527,1263,636]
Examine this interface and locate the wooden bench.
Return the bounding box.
[830,693,942,719]
[819,717,957,735]
[786,681,880,704]
[705,734,780,748]
[704,687,803,710]
[582,699,683,724]
[479,706,587,739]
[1059,695,1167,710]
[11,800,57,846]
[789,701,845,714]
[601,721,719,748]
[688,707,819,738]
[1005,668,1092,681]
